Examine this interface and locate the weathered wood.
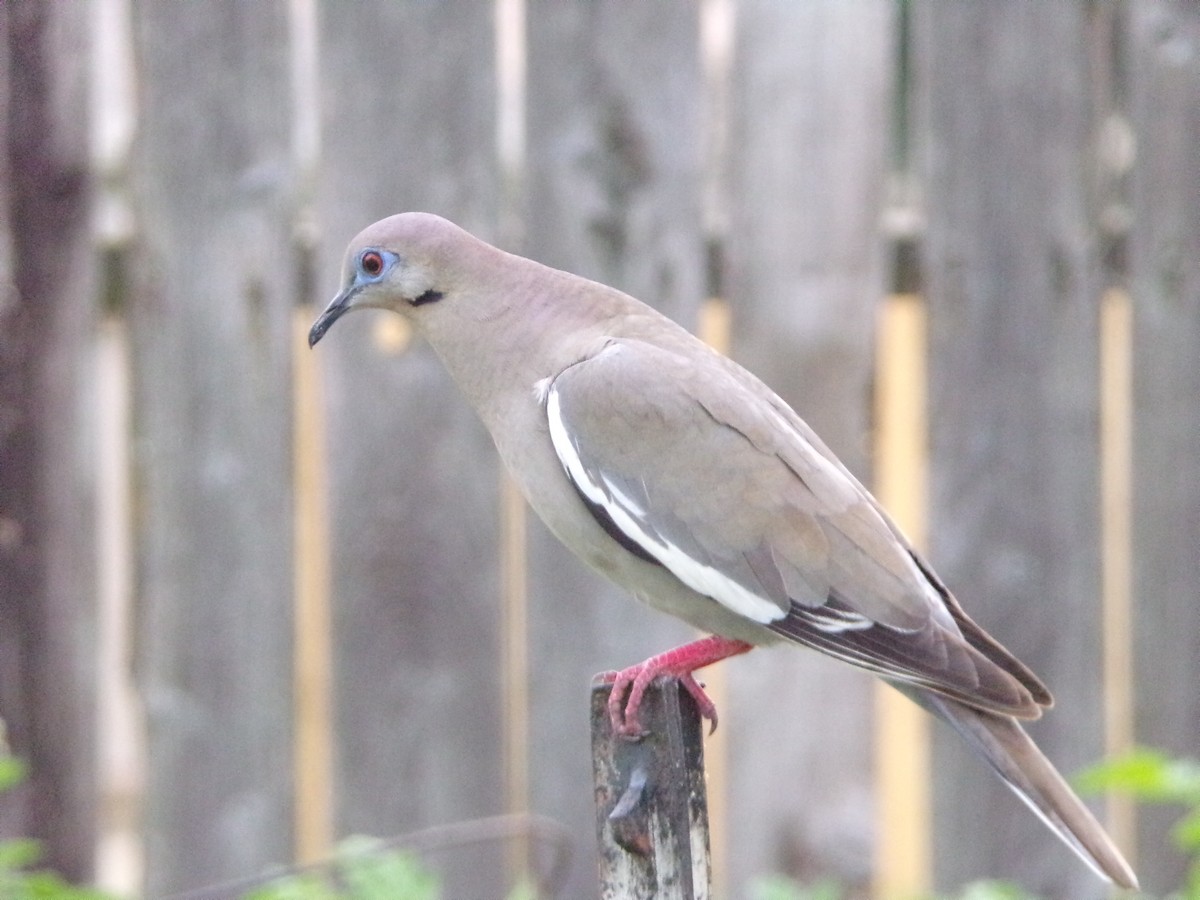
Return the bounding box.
[0,0,98,881]
[315,4,504,898]
[523,5,705,898]
[914,3,1107,895]
[128,3,296,893]
[524,1,705,323]
[723,1,893,890]
[1127,2,1200,892]
[592,679,710,900]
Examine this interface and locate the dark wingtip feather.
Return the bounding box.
[770,596,1045,720]
[906,553,1055,709]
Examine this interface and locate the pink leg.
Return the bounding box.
[597,635,753,738]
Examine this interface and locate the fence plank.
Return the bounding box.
[0,1,98,881]
[915,3,1108,895]
[723,1,893,891]
[1128,2,1200,892]
[314,4,505,898]
[522,5,705,897]
[128,3,296,893]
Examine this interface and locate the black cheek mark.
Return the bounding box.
[410,289,444,307]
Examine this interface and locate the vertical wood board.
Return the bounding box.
[0,1,98,881]
[314,4,504,897]
[724,0,893,890]
[129,2,296,893]
[1128,1,1200,892]
[915,3,1107,895]
[523,5,705,897]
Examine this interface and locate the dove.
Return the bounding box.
[309,212,1137,888]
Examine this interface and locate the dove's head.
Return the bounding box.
[307,211,645,418]
[308,212,505,348]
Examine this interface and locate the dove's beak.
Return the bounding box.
[308,287,356,347]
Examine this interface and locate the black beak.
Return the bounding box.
[308,289,355,347]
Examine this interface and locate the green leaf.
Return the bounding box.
[334,837,440,900]
[0,838,42,871]
[1173,806,1200,853]
[243,872,341,900]
[0,756,120,900]
[748,875,843,900]
[0,756,28,793]
[504,876,537,900]
[1075,748,1200,803]
[25,871,118,899]
[238,837,445,900]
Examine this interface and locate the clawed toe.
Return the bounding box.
[679,674,719,734]
[603,671,718,738]
[605,668,648,738]
[597,637,751,738]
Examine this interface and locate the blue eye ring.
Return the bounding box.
[358,249,386,279]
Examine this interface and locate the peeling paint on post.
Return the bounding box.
[591,678,711,899]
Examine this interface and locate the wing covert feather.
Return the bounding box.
[547,338,1044,717]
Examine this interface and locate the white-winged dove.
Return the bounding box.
[309,212,1137,889]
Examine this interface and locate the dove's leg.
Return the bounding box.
[598,635,753,738]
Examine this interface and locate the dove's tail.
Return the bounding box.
[907,688,1138,889]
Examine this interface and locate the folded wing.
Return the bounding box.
[546,338,1048,719]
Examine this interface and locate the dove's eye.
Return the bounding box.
[359,250,385,278]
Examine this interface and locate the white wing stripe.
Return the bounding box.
[794,607,874,634]
[547,384,785,625]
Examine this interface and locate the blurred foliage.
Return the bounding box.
[745,748,1200,900]
[246,837,438,900]
[747,874,1034,900]
[7,744,1200,898]
[0,754,118,900]
[247,835,541,900]
[749,874,845,900]
[1078,747,1200,899]
[2,745,535,900]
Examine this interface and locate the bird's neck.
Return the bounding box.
[425,258,645,427]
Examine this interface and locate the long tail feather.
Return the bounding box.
[905,687,1138,889]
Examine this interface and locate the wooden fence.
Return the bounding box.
[1,1,1197,898]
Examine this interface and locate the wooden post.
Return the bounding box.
[591,678,710,900]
